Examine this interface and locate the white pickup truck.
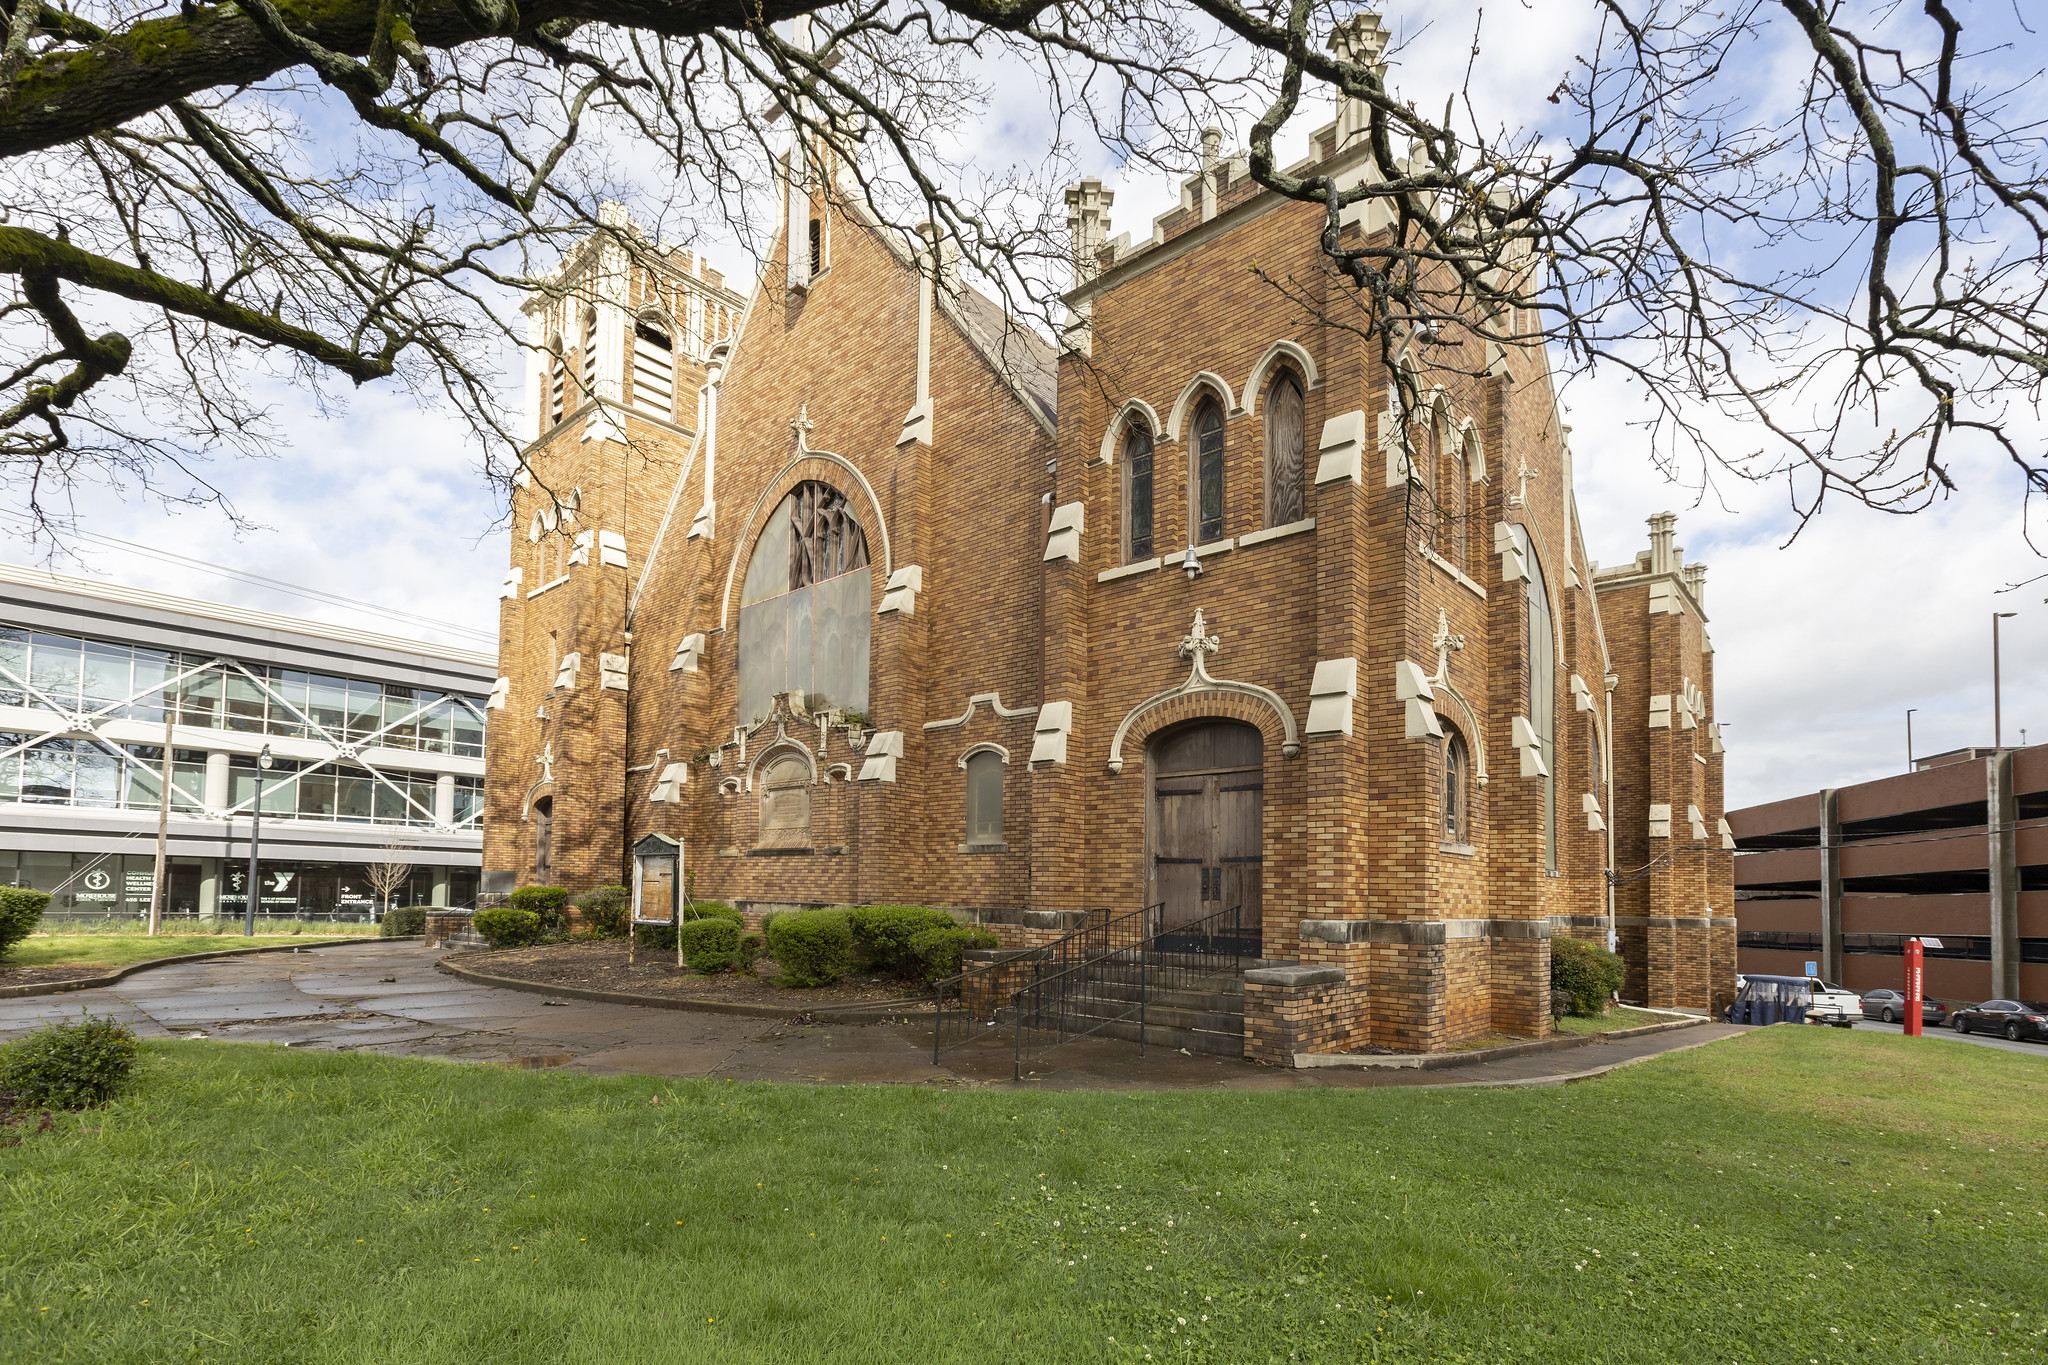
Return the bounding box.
[1802,978,1864,1028]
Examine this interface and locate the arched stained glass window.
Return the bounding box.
[1193,398,1225,543]
[737,481,871,723]
[1443,730,1469,845]
[1124,421,1155,562]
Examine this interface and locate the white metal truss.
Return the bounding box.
[0,653,486,833]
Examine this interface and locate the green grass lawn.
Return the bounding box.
[6,929,371,971]
[1551,1006,1681,1036]
[1,1027,2042,1363]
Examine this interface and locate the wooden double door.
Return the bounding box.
[1148,721,1263,935]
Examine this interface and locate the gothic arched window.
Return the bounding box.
[737,481,871,723]
[1192,396,1225,543]
[1443,730,1469,845]
[1123,420,1155,562]
[1264,370,1305,527]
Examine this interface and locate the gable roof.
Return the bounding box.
[945,283,1058,426]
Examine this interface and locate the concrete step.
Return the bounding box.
[1089,1014,1245,1056]
[1056,994,1244,1038]
[1079,980,1243,1014]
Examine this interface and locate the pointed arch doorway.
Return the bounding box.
[1147,720,1263,940]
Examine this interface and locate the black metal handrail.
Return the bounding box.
[929,904,1152,1061]
[1010,901,1257,1078]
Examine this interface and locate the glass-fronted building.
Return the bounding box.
[0,562,492,922]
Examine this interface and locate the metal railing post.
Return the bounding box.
[1139,937,1148,1057]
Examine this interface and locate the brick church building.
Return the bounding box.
[483,24,1736,1057]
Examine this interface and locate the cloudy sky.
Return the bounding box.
[7,1,2042,810]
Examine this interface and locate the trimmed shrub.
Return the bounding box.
[908,925,1000,983]
[379,905,427,938]
[474,907,543,948]
[1551,936,1627,1017]
[508,886,571,934]
[767,908,854,987]
[849,905,958,978]
[679,917,740,973]
[0,1012,138,1109]
[682,901,743,924]
[633,923,678,952]
[736,932,766,975]
[575,885,631,939]
[0,887,50,960]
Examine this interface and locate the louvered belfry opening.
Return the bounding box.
[787,480,869,587]
[631,320,674,420]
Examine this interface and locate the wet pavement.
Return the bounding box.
[0,940,1753,1090]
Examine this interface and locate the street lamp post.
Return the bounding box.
[1906,707,1917,771]
[1995,613,2018,751]
[244,744,273,937]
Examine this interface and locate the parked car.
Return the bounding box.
[1949,1000,2048,1041]
[1859,988,1950,1026]
[1724,975,1862,1028]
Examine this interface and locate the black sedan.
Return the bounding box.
[1949,1000,2048,1041]
[1860,988,1949,1026]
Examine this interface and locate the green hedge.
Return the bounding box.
[1551,935,1627,1017]
[474,907,543,948]
[0,1011,138,1109]
[574,885,631,938]
[633,923,678,951]
[679,917,740,973]
[849,905,958,978]
[379,905,427,938]
[767,909,854,987]
[907,925,999,983]
[682,901,742,924]
[736,932,765,975]
[0,887,50,960]
[508,886,571,934]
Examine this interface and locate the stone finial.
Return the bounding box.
[1647,511,1679,575]
[1325,13,1392,148]
[1682,561,1708,613]
[1201,127,1223,220]
[1063,178,1114,288]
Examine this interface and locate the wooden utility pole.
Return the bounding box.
[147,709,173,935]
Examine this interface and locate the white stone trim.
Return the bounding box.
[671,633,707,673]
[1421,545,1485,598]
[1237,517,1314,549]
[598,652,629,691]
[1165,371,1237,442]
[922,691,1036,731]
[857,730,903,782]
[957,742,1011,768]
[1314,410,1366,487]
[1096,557,1161,583]
[878,565,924,616]
[1043,502,1084,564]
[1306,658,1360,738]
[1095,398,1164,467]
[1028,701,1073,768]
[1240,341,1322,416]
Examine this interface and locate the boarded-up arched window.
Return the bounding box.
[758,753,811,848]
[1263,371,1305,526]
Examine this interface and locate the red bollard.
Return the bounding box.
[1903,937,1924,1037]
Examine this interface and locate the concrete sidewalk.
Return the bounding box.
[0,939,1748,1090]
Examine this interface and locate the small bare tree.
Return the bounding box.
[363,842,417,924]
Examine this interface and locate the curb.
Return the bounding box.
[0,936,391,999]
[434,955,932,1023]
[1294,1014,1709,1070]
[1430,1027,1739,1089]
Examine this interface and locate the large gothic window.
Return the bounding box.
[1123,421,1155,561]
[737,481,871,723]
[1263,370,1305,527]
